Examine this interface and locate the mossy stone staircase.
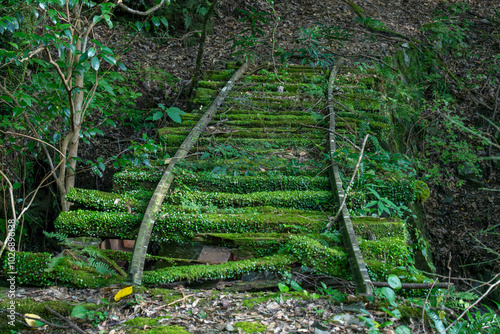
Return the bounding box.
[12,63,427,289]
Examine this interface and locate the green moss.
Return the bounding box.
[414,180,430,202]
[359,237,410,267]
[337,96,381,111]
[192,87,218,104]
[66,187,144,212]
[149,289,184,304]
[142,255,293,285]
[55,206,327,242]
[233,321,266,333]
[352,218,406,240]
[194,232,287,245]
[287,235,350,278]
[1,252,124,288]
[197,80,225,89]
[0,298,100,332]
[128,323,190,334]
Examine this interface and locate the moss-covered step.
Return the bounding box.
[114,169,330,193]
[202,69,236,81]
[335,94,382,111]
[232,82,324,94]
[113,161,327,192]
[142,254,293,285]
[200,107,324,116]
[359,237,410,268]
[167,112,322,126]
[225,98,319,111]
[66,187,146,212]
[162,145,318,157]
[286,235,351,278]
[193,232,289,245]
[335,73,379,87]
[161,136,323,152]
[352,217,406,240]
[240,74,324,84]
[166,189,333,210]
[159,127,325,141]
[180,116,324,128]
[55,207,328,242]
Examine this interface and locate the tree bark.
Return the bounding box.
[187,0,220,99]
[126,62,250,285]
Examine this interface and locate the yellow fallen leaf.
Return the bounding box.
[24,313,46,329]
[114,286,133,301]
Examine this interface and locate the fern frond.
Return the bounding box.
[88,258,115,276]
[44,256,65,272]
[43,231,68,242]
[425,308,446,334]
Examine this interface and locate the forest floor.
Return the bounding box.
[4,284,430,333]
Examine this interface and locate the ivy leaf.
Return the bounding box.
[70,305,88,319]
[395,325,411,334]
[278,283,289,293]
[91,56,99,71]
[381,287,396,306]
[152,111,163,121]
[387,275,402,290]
[166,107,185,124]
[290,280,303,292]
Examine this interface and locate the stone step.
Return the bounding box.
[65,188,334,213]
[113,168,330,192]
[55,207,328,242]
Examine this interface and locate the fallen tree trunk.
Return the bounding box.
[127,62,250,285]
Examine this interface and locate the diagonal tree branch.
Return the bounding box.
[116,0,167,16]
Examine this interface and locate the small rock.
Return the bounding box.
[313,321,329,334]
[225,323,235,332]
[344,302,366,312]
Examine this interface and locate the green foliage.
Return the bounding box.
[278,25,335,69]
[71,305,108,326]
[359,237,411,267]
[233,321,266,334]
[0,251,122,287]
[318,282,346,303]
[356,16,387,31]
[229,6,271,62]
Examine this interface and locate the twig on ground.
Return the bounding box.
[326,134,369,229]
[45,306,87,334]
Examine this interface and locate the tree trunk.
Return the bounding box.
[126,62,250,285]
[187,0,220,100]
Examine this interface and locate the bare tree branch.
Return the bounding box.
[116,0,166,16]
